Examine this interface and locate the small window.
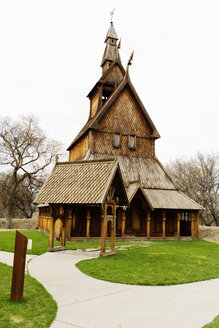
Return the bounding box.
[113,133,121,147]
[129,135,136,149]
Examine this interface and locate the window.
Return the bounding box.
[129,135,136,149]
[113,133,121,147]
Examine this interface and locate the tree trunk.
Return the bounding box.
[5,208,13,229]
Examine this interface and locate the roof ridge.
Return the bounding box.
[57,158,116,165]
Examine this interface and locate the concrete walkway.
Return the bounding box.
[1,250,219,328]
[0,250,36,271]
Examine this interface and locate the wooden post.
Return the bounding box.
[67,207,72,240]
[191,212,195,239]
[121,210,126,238]
[49,205,55,250]
[100,205,106,255]
[146,212,151,240]
[162,211,166,239]
[86,208,91,239]
[11,231,28,301]
[60,205,66,247]
[111,203,116,252]
[177,212,181,239]
[196,211,200,239]
[72,210,76,230]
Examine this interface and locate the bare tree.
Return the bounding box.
[0,115,62,228]
[166,152,219,226]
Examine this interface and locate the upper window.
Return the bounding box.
[129,135,136,149]
[113,133,121,147]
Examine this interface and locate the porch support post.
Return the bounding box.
[72,210,76,230]
[67,207,72,240]
[121,210,126,239]
[146,212,151,240]
[86,208,91,239]
[191,212,195,239]
[111,203,116,253]
[162,211,166,239]
[49,205,55,250]
[61,205,66,247]
[100,205,106,255]
[196,211,200,239]
[177,212,181,239]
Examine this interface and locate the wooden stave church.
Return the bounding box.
[35,21,203,250]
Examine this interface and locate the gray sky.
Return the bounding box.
[0,0,218,164]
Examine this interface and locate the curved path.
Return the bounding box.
[1,250,219,328]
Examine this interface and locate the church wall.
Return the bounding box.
[90,89,100,118]
[69,135,89,161]
[99,87,153,137]
[93,131,155,157]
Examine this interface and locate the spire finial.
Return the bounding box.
[110,8,115,24]
[126,51,134,74]
[127,51,134,66]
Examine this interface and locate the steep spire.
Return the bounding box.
[101,21,121,73]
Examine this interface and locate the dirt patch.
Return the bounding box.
[10,316,23,324]
[199,226,219,244]
[0,218,38,230]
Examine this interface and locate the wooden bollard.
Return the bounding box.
[11,230,28,301]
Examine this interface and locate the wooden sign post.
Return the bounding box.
[11,230,28,301]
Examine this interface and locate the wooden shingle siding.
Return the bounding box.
[99,87,153,137]
[94,131,155,157]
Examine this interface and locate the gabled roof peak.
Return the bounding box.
[105,22,118,42]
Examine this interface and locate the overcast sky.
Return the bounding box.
[0,0,218,164]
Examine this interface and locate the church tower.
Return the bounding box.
[68,21,160,165]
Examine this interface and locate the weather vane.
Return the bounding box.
[110,8,115,23]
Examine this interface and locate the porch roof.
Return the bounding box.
[143,189,203,210]
[34,159,128,206]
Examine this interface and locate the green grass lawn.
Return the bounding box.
[0,229,130,254]
[77,240,219,286]
[0,262,57,328]
[203,316,219,328]
[0,230,51,255]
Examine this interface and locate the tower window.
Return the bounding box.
[129,135,136,149]
[113,133,121,147]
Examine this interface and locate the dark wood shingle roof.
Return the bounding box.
[34,159,128,206]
